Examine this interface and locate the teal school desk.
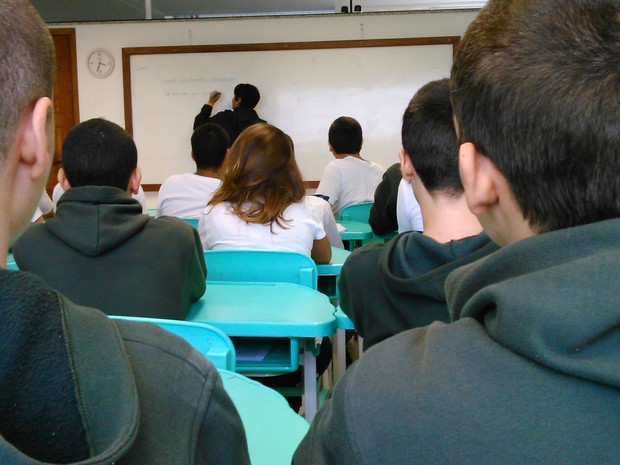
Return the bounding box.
[220,369,308,465]
[187,281,336,422]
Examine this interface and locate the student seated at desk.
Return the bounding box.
[198,123,332,410]
[295,1,620,462]
[315,116,385,218]
[0,3,248,463]
[369,162,424,235]
[157,123,230,219]
[198,123,332,264]
[305,195,344,249]
[14,118,206,320]
[339,79,498,351]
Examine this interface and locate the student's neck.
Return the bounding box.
[0,228,10,269]
[420,193,482,243]
[195,168,221,179]
[334,153,362,160]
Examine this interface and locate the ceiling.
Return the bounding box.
[32,0,485,22]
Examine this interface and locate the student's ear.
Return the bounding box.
[128,166,142,195]
[458,142,500,215]
[20,97,52,180]
[57,168,71,191]
[399,148,414,183]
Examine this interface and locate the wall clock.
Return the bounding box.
[87,49,114,78]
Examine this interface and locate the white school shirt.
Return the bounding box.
[31,192,54,222]
[198,198,326,257]
[156,173,220,218]
[396,178,424,233]
[305,195,344,249]
[316,156,385,218]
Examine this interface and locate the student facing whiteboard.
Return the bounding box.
[198,123,332,264]
[316,116,385,218]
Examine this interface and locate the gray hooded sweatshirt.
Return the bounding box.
[295,218,620,464]
[13,186,206,319]
[339,230,498,350]
[0,269,249,464]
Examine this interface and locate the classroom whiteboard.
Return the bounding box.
[122,38,458,187]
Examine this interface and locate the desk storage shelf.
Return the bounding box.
[233,337,300,373]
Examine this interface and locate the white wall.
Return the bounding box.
[52,11,476,128]
[50,10,478,208]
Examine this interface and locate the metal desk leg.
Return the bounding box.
[303,340,318,422]
[332,329,346,383]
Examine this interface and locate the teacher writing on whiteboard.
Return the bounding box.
[193,83,266,143]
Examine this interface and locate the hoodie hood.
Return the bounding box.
[0,269,139,464]
[446,218,620,389]
[49,186,148,256]
[382,231,498,301]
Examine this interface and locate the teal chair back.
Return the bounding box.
[181,217,200,229]
[111,316,236,371]
[204,249,318,289]
[337,201,373,222]
[6,252,18,271]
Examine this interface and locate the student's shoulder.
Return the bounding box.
[213,108,236,120]
[148,215,198,241]
[320,158,350,179]
[343,242,385,268]
[12,221,51,255]
[337,318,482,413]
[342,240,385,272]
[15,220,49,238]
[303,325,446,460]
[367,160,386,174]
[162,173,218,192]
[160,172,193,188]
[113,318,217,379]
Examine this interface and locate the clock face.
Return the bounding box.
[87,49,114,78]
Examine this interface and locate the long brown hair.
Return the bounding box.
[208,123,306,229]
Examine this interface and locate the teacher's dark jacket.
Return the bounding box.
[193,104,265,142]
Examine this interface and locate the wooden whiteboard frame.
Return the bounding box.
[122,36,460,190]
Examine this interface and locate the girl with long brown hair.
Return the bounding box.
[198,123,332,263]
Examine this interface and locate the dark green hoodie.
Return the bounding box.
[13,186,206,319]
[0,269,249,464]
[295,218,620,464]
[339,230,498,349]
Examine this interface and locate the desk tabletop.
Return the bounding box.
[187,281,336,337]
[334,306,356,330]
[337,220,374,241]
[220,369,308,465]
[317,247,351,276]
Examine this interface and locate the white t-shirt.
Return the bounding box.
[31,192,54,222]
[52,183,148,214]
[305,195,344,249]
[316,156,385,218]
[396,178,424,232]
[198,197,326,257]
[156,173,220,218]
